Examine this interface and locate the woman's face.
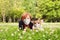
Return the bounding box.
[23,15,31,25]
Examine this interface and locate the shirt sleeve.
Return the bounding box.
[29,22,33,29]
[19,20,23,29]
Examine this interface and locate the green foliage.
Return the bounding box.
[0,0,60,22]
[0,23,60,40]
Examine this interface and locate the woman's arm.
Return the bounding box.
[19,20,23,30]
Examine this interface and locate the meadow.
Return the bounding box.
[0,23,60,40]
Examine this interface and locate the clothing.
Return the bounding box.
[19,20,33,30]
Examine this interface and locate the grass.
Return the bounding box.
[0,23,60,40]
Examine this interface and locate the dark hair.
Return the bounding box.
[31,18,38,21]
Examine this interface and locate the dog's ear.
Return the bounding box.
[40,19,44,24]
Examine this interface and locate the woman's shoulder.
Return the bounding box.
[29,22,33,26]
[19,20,24,24]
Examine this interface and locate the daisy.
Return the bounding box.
[36,30,39,32]
[0,29,3,32]
[48,39,51,40]
[20,36,22,39]
[11,33,14,36]
[43,34,45,37]
[28,36,32,39]
[32,32,35,35]
[17,29,20,32]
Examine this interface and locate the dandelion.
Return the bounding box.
[11,33,14,36]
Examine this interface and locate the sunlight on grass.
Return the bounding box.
[0,23,60,40]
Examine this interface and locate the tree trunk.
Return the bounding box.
[1,10,6,23]
[9,17,12,22]
[13,17,15,22]
[2,13,5,22]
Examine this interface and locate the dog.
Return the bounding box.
[31,18,44,31]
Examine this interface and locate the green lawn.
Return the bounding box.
[0,23,60,40]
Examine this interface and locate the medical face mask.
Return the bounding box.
[23,18,30,25]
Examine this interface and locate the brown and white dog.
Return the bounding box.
[31,18,44,31]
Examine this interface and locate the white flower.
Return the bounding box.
[45,31,48,34]
[18,33,20,35]
[18,39,20,40]
[20,36,22,39]
[24,29,26,31]
[32,32,35,35]
[22,31,26,34]
[2,39,6,40]
[48,39,51,40]
[56,36,58,38]
[11,33,14,36]
[5,28,8,32]
[19,28,21,29]
[5,28,8,31]
[5,39,6,40]
[51,29,54,32]
[40,28,44,31]
[17,29,19,31]
[0,29,3,32]
[30,29,33,32]
[43,35,45,37]
[50,30,54,35]
[49,28,52,31]
[14,31,17,34]
[55,35,58,38]
[36,30,39,32]
[28,36,32,39]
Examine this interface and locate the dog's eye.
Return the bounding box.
[34,23,36,24]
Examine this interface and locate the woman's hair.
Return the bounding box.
[21,12,31,20]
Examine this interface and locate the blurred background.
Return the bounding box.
[0,0,60,40]
[0,0,60,23]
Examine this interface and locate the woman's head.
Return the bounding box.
[21,12,31,25]
[21,12,31,20]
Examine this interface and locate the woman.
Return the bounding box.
[19,12,33,30]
